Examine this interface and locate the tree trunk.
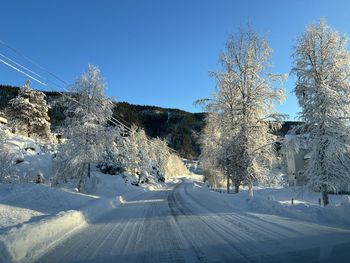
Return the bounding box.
[138,172,142,184]
[248,183,254,200]
[322,190,329,206]
[234,183,240,193]
[226,174,230,193]
[77,175,84,193]
[77,164,87,192]
[77,164,85,193]
[87,163,91,178]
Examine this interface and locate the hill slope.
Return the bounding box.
[0,85,301,158]
[0,85,205,158]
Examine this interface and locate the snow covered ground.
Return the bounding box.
[0,130,152,233]
[33,178,350,263]
[0,172,159,263]
[0,174,147,232]
[1,173,350,262]
[1,132,350,262]
[206,185,350,227]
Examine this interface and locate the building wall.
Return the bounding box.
[286,148,309,186]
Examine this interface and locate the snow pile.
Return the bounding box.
[0,195,126,263]
[0,183,97,231]
[246,195,350,227]
[1,130,55,183]
[0,204,44,230]
[0,209,87,263]
[0,174,148,263]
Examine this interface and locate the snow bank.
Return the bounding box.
[0,204,44,229]
[247,195,350,227]
[188,182,350,228]
[0,171,149,263]
[0,209,86,263]
[0,195,123,263]
[0,183,96,230]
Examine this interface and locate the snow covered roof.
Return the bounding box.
[284,133,311,150]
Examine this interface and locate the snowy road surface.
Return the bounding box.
[37,181,350,263]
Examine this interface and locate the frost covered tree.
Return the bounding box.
[8,80,51,139]
[165,153,190,178]
[134,128,153,181]
[125,125,152,182]
[150,137,170,181]
[55,65,115,192]
[198,26,285,198]
[199,113,226,188]
[125,125,140,178]
[0,124,16,183]
[292,20,350,206]
[99,126,129,175]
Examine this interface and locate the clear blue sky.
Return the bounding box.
[1,0,350,120]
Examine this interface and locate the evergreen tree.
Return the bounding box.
[8,80,51,139]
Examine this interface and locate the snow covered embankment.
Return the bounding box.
[0,195,124,263]
[188,182,350,228]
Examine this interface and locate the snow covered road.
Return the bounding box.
[37,181,350,263]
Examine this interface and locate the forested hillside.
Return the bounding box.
[0,85,300,159]
[0,85,205,158]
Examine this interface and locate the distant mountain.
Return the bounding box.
[0,85,301,159]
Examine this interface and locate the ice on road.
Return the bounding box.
[37,181,350,263]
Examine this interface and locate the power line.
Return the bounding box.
[0,39,68,86]
[0,52,42,78]
[0,56,47,86]
[0,45,177,153]
[0,42,177,153]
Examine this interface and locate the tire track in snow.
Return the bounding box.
[169,184,253,262]
[179,182,305,261]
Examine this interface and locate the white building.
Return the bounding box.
[284,134,311,186]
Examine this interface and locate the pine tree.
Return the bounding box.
[8,80,51,139]
[292,20,350,206]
